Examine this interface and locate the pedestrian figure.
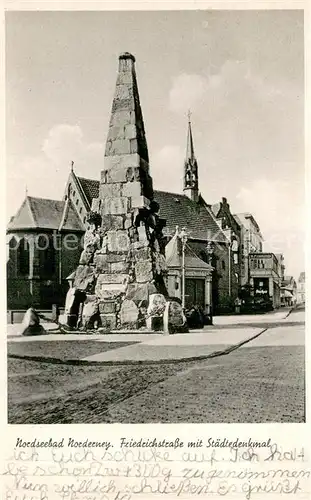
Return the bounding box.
[235,297,242,314]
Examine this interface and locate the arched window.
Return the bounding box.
[38,235,56,277]
[222,260,226,271]
[17,237,30,276]
[44,239,56,276]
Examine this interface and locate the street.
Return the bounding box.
[7,307,305,424]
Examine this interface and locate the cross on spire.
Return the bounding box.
[71,160,74,171]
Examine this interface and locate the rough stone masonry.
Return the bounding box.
[62,52,185,332]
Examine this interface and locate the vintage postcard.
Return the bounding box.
[1,1,310,499]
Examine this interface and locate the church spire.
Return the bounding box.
[183,111,199,202]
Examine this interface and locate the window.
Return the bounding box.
[43,244,56,276]
[222,261,225,270]
[76,199,79,206]
[83,216,86,224]
[38,236,56,277]
[17,238,30,276]
[79,207,83,214]
[73,190,76,197]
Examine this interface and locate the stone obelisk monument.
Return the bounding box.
[66,52,174,331]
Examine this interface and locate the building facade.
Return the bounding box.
[7,196,84,309]
[280,276,297,306]
[234,212,264,288]
[297,272,305,304]
[211,197,242,300]
[249,252,282,308]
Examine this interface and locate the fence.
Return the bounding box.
[7,307,64,324]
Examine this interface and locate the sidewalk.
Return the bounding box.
[213,308,291,326]
[82,327,266,363]
[6,307,292,339]
[7,325,267,364]
[7,308,293,364]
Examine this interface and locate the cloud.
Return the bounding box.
[42,124,105,173]
[42,124,84,166]
[169,74,208,114]
[152,145,184,194]
[236,178,304,232]
[168,61,303,169]
[6,124,105,219]
[235,178,305,278]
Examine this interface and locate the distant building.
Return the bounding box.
[211,197,242,299]
[234,212,264,288]
[297,272,305,304]
[280,276,297,307]
[249,252,282,308]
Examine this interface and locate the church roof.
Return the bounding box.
[65,176,226,242]
[77,176,99,206]
[7,178,227,243]
[154,191,227,242]
[7,196,84,232]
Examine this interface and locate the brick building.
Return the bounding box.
[7,195,84,308]
[211,197,242,300]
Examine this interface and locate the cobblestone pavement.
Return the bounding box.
[7,309,305,424]
[105,345,304,423]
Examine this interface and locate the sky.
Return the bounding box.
[5,10,305,279]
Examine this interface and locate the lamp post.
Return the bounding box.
[206,241,214,321]
[179,227,188,309]
[206,241,214,265]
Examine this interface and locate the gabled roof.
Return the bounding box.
[59,197,85,232]
[154,191,227,242]
[8,176,228,243]
[7,196,84,232]
[166,230,213,270]
[76,176,99,206]
[65,176,227,242]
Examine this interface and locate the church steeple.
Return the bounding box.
[183,111,199,202]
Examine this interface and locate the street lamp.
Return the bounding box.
[206,241,214,321]
[179,227,188,309]
[206,241,214,265]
